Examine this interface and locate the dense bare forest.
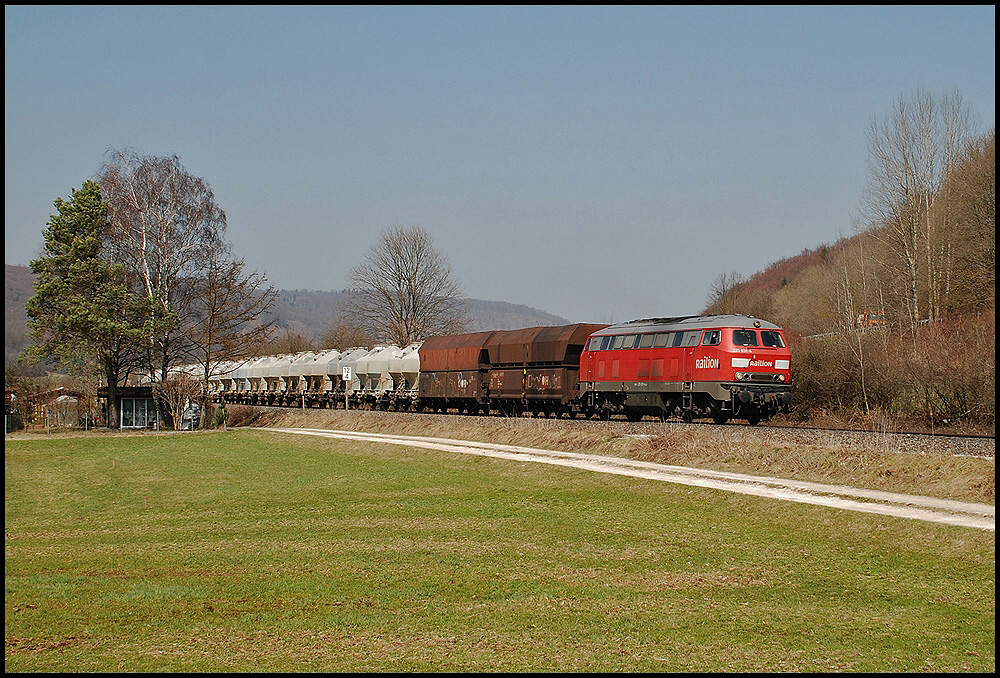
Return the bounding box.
[707,96,994,430]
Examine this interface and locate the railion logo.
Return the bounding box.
[695,356,720,369]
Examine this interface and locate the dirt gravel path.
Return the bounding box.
[269,427,995,531]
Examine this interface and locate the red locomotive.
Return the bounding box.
[417,314,792,424]
[578,315,792,424]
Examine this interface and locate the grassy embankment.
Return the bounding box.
[239,407,995,504]
[5,423,995,671]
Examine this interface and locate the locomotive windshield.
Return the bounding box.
[760,330,786,348]
[732,329,786,348]
[732,329,758,346]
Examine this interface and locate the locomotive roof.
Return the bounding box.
[591,314,782,336]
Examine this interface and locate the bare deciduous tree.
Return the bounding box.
[344,225,467,345]
[705,271,748,315]
[178,253,278,424]
[321,317,376,350]
[834,237,891,414]
[259,329,316,356]
[97,149,229,381]
[861,88,975,325]
[158,371,203,431]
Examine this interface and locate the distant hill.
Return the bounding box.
[5,264,35,364]
[5,264,569,362]
[268,287,570,341]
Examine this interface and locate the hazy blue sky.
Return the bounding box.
[5,6,995,323]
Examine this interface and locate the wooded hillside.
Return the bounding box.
[706,122,994,429]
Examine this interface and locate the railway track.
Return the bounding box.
[738,423,994,458]
[571,418,994,458]
[764,421,995,440]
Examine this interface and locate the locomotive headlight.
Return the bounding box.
[735,372,746,381]
[778,374,786,382]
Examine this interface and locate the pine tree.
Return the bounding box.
[24,180,148,427]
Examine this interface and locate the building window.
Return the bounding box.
[121,398,154,429]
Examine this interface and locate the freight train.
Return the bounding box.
[198,314,792,425]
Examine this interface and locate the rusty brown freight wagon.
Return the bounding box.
[417,331,492,412]
[417,324,607,416]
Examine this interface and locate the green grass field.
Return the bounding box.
[5,429,995,671]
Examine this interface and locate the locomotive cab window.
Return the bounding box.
[653,333,671,348]
[760,331,785,348]
[702,330,721,346]
[682,331,701,347]
[638,333,655,349]
[732,329,759,346]
[611,335,625,350]
[587,336,607,351]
